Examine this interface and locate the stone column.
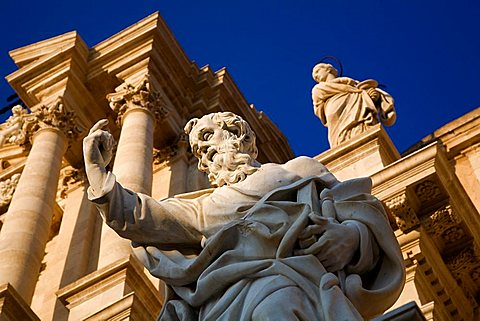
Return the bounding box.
[98,76,167,268]
[0,100,82,303]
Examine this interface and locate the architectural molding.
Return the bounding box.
[153,133,189,167]
[385,188,420,233]
[0,283,40,321]
[421,205,464,240]
[414,180,442,204]
[58,167,85,199]
[57,255,162,321]
[446,245,480,306]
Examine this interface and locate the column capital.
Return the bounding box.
[107,75,168,126]
[32,97,84,142]
[0,98,84,148]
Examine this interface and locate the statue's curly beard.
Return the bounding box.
[200,139,259,187]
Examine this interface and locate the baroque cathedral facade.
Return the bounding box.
[0,12,478,321]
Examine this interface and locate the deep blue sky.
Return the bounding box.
[1,1,479,157]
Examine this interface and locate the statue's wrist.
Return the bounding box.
[85,163,108,193]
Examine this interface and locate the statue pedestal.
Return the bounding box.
[0,283,40,321]
[57,255,163,321]
[372,301,429,321]
[315,124,400,180]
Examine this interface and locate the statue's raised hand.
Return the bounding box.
[83,119,115,193]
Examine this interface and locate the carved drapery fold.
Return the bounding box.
[107,75,168,126]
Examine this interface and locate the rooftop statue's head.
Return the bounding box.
[184,112,260,187]
[312,63,338,83]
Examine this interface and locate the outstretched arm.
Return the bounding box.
[83,119,203,247]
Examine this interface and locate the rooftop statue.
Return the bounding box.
[311,63,396,148]
[83,112,404,321]
[0,105,33,147]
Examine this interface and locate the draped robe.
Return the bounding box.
[90,166,404,321]
[312,78,395,147]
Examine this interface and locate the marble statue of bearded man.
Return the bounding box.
[311,63,397,148]
[83,112,404,321]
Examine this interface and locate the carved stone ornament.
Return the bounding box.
[32,98,84,141]
[59,168,84,199]
[446,246,480,304]
[107,75,168,126]
[153,133,189,166]
[415,180,442,203]
[0,173,21,212]
[153,146,177,166]
[0,105,37,148]
[422,205,464,240]
[385,192,420,232]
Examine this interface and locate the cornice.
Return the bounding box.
[87,12,190,82]
[9,31,81,68]
[403,107,480,158]
[6,32,89,107]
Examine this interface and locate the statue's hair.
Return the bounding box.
[312,63,338,82]
[184,112,258,159]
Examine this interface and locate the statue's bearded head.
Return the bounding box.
[184,112,260,187]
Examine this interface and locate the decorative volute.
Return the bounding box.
[107,75,168,126]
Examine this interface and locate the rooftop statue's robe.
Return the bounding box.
[90,161,404,321]
[312,78,395,147]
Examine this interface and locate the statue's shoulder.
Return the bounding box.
[281,156,339,185]
[282,156,328,173]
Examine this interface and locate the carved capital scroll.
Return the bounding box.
[32,97,84,142]
[107,75,168,126]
